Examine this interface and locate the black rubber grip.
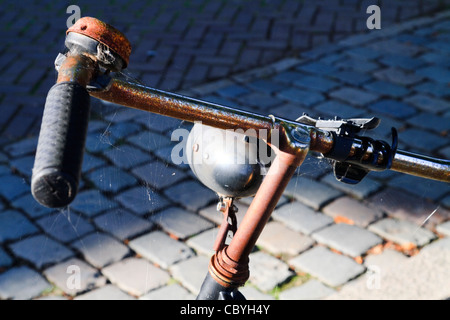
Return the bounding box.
[31,81,90,208]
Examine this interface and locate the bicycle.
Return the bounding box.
[30,17,450,300]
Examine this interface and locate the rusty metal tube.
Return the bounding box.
[91,78,274,135]
[391,150,450,182]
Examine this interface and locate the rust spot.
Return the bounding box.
[67,17,132,68]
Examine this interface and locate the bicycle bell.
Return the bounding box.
[186,123,271,198]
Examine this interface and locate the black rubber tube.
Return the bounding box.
[31,81,90,208]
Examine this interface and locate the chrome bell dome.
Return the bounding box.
[185,123,271,198]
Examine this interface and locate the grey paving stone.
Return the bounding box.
[321,173,382,199]
[272,201,333,235]
[363,80,409,98]
[81,153,107,173]
[86,166,138,193]
[9,235,74,269]
[369,218,437,248]
[169,255,210,296]
[420,237,450,253]
[127,129,173,152]
[293,75,339,92]
[102,257,170,297]
[416,65,450,83]
[239,286,275,300]
[257,221,314,256]
[0,210,39,242]
[3,137,37,158]
[0,174,30,200]
[74,284,136,300]
[72,233,130,268]
[163,180,218,212]
[363,249,408,269]
[379,54,425,70]
[288,246,366,287]
[10,155,34,177]
[387,174,450,201]
[312,224,383,258]
[374,67,424,86]
[102,144,154,170]
[403,93,450,113]
[322,197,384,228]
[329,87,378,106]
[150,207,214,240]
[94,208,154,241]
[0,266,52,300]
[399,128,449,152]
[329,70,372,86]
[186,228,222,257]
[313,100,364,119]
[36,211,94,243]
[436,221,450,237]
[70,189,119,217]
[248,251,294,292]
[129,231,195,268]
[115,186,171,216]
[217,84,250,98]
[368,99,417,119]
[131,161,187,190]
[139,284,196,300]
[0,247,13,267]
[278,279,336,300]
[198,204,225,225]
[296,61,338,75]
[247,79,286,94]
[0,164,10,176]
[406,113,450,134]
[284,176,342,210]
[85,132,117,153]
[369,187,450,228]
[277,88,324,107]
[414,81,450,98]
[43,258,107,296]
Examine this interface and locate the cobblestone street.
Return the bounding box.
[0,0,450,300]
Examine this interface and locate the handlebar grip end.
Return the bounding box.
[31,81,90,208]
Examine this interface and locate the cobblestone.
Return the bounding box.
[321,173,382,199]
[9,235,74,269]
[369,187,450,228]
[93,209,154,241]
[284,176,343,210]
[248,251,294,292]
[114,187,171,216]
[272,201,333,235]
[70,189,119,218]
[0,174,30,201]
[129,231,194,268]
[0,248,13,268]
[257,221,315,256]
[36,212,94,243]
[289,246,366,287]
[278,279,336,300]
[102,257,170,297]
[43,258,107,296]
[322,197,384,227]
[72,233,130,269]
[169,255,210,296]
[74,284,135,300]
[368,218,437,248]
[436,221,450,237]
[312,223,383,258]
[131,161,188,190]
[139,284,196,300]
[329,87,379,106]
[0,210,39,242]
[150,207,214,240]
[0,266,51,300]
[163,180,218,212]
